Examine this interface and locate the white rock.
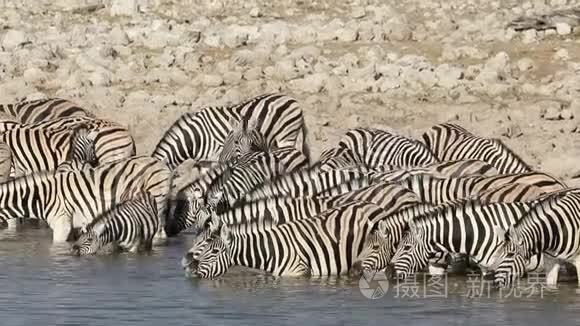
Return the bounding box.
[110,0,138,16]
[88,69,112,87]
[516,57,534,72]
[1,30,28,50]
[351,7,366,19]
[521,29,537,44]
[335,27,358,42]
[539,101,563,120]
[556,23,572,35]
[200,74,223,87]
[435,64,464,88]
[243,67,262,81]
[109,27,130,46]
[554,49,569,61]
[23,67,46,84]
[289,73,327,93]
[249,7,262,18]
[485,52,510,74]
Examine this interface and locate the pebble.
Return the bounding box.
[516,57,534,72]
[555,23,572,36]
[351,7,366,19]
[554,49,569,61]
[249,7,262,18]
[1,30,28,50]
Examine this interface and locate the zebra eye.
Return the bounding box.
[372,245,380,251]
[211,248,220,254]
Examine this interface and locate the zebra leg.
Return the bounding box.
[573,256,580,286]
[6,218,21,230]
[51,221,72,243]
[545,261,561,287]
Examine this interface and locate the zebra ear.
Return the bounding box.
[207,190,223,208]
[228,116,242,130]
[92,222,105,235]
[377,220,388,237]
[86,130,98,141]
[80,225,88,234]
[193,187,203,201]
[220,224,232,245]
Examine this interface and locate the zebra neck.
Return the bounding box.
[229,232,276,273]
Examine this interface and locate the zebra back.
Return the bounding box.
[152,93,306,170]
[243,168,374,202]
[0,98,94,123]
[422,123,532,174]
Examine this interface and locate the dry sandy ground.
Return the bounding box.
[1,0,580,183]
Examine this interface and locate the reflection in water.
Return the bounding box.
[1,228,580,326]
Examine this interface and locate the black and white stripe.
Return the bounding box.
[399,171,565,205]
[0,98,94,124]
[390,199,538,279]
[422,123,532,174]
[181,201,390,278]
[319,128,437,170]
[493,190,580,287]
[0,156,172,242]
[71,192,159,255]
[152,93,307,170]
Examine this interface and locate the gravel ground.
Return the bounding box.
[1,0,580,183]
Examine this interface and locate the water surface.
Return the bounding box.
[1,226,579,326]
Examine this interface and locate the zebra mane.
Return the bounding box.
[489,138,532,171]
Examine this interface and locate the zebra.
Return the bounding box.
[173,180,420,236]
[218,115,269,164]
[355,181,553,274]
[422,123,532,174]
[0,156,172,242]
[181,201,391,278]
[390,199,543,280]
[493,190,580,287]
[0,125,98,177]
[152,93,308,170]
[243,167,374,202]
[319,127,437,170]
[5,117,136,166]
[0,98,94,124]
[371,159,498,183]
[71,192,159,255]
[0,112,20,133]
[398,171,565,206]
[167,148,312,236]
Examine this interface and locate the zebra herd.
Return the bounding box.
[1,94,580,289]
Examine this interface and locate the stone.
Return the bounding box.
[200,74,223,87]
[110,0,138,16]
[1,30,28,50]
[351,7,366,19]
[23,67,46,84]
[435,64,464,88]
[243,67,263,81]
[289,73,327,93]
[335,27,358,42]
[521,29,537,44]
[249,7,262,18]
[109,26,130,46]
[539,101,563,120]
[560,109,574,120]
[555,23,572,36]
[516,57,534,72]
[554,49,569,61]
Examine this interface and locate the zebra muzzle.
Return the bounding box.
[70,245,81,256]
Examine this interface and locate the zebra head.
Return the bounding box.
[219,116,267,164]
[168,186,212,236]
[182,223,232,279]
[391,227,431,280]
[68,124,98,167]
[492,226,528,287]
[71,225,103,255]
[353,220,393,275]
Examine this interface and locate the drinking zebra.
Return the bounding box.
[0,98,94,124]
[181,201,390,278]
[390,199,543,279]
[493,190,580,287]
[422,123,532,174]
[355,178,554,274]
[172,180,420,236]
[152,93,308,170]
[0,156,171,242]
[71,192,159,255]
